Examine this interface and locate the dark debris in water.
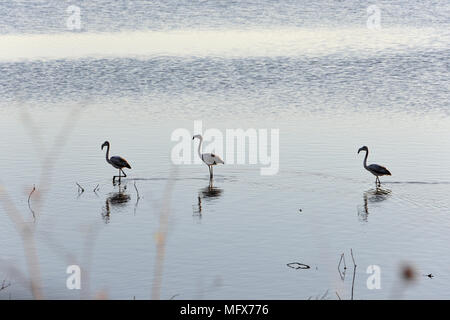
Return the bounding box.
[76,182,85,193]
[287,262,310,270]
[0,280,11,291]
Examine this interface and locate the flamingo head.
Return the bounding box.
[192,134,202,140]
[358,146,368,154]
[101,141,110,150]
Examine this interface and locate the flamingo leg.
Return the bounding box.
[210,165,214,180]
[113,169,122,184]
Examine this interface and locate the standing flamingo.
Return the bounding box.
[192,134,224,179]
[358,146,391,186]
[101,141,131,183]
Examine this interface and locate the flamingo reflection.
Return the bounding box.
[358,187,391,222]
[102,184,131,223]
[193,181,223,218]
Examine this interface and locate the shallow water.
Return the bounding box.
[0,1,450,299]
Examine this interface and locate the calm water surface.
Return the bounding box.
[0,0,449,299]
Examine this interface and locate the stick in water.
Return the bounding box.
[27,185,36,219]
[76,182,85,193]
[350,248,357,300]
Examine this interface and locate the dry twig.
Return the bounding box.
[27,185,36,219]
[350,248,357,300]
[76,182,85,193]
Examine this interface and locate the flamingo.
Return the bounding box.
[358,146,391,186]
[192,134,224,179]
[101,141,131,183]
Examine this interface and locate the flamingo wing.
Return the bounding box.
[367,164,391,176]
[110,156,132,169]
[202,153,224,165]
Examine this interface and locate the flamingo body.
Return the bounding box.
[201,152,224,166]
[109,156,131,170]
[366,163,391,177]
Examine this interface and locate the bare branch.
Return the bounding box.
[76,182,85,193]
[27,185,36,220]
[350,248,357,300]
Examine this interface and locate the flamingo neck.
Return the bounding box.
[197,137,203,160]
[363,150,369,169]
[105,144,111,163]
